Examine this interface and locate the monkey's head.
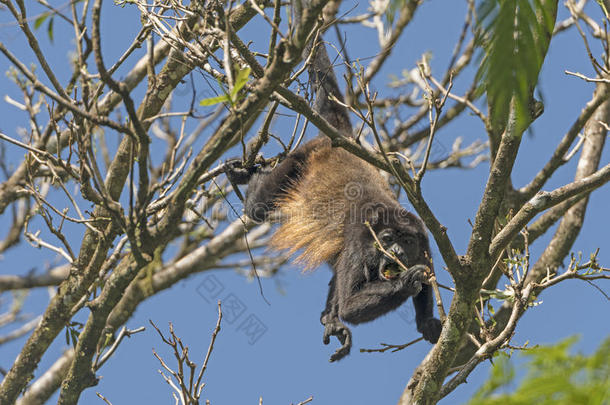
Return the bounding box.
[355,205,431,282]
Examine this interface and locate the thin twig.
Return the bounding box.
[360,337,424,354]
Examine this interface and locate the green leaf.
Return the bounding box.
[230,67,251,101]
[200,66,250,107]
[47,17,55,44]
[70,328,79,347]
[475,0,557,134]
[100,333,113,351]
[487,301,496,315]
[34,13,49,29]
[199,94,231,106]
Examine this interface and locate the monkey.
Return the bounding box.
[229,7,442,362]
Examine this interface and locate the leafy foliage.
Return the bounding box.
[33,13,54,43]
[199,67,251,107]
[468,336,610,405]
[476,0,556,134]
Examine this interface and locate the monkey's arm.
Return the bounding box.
[339,266,442,343]
[337,266,427,325]
[413,284,442,343]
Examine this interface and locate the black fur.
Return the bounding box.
[230,4,442,361]
[243,140,322,222]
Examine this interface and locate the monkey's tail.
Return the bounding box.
[294,0,354,137]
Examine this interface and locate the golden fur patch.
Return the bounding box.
[270,143,393,270]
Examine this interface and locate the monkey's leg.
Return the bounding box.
[321,275,352,362]
[413,283,442,343]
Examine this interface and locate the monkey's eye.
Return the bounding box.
[379,232,393,245]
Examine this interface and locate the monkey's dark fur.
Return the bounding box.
[231,17,442,362]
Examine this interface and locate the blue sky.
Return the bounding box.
[0,1,608,404]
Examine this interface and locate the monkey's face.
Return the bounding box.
[376,228,423,281]
[349,205,430,282]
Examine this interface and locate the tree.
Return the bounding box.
[0,0,608,404]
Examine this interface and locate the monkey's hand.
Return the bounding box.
[398,264,429,295]
[322,320,352,362]
[224,159,256,185]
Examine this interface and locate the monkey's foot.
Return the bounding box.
[322,321,352,362]
[420,317,442,344]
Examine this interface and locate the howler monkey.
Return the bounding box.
[231,7,442,362]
